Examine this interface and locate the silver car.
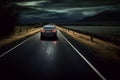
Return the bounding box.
[41,24,57,39]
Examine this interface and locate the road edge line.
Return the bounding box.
[0,34,36,58]
[59,30,106,80]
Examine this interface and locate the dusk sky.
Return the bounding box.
[15,0,120,23]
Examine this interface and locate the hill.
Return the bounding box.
[81,10,120,21]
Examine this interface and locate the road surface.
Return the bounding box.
[0,30,119,80]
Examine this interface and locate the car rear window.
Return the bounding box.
[44,27,55,29]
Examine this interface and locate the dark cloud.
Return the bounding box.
[15,0,120,23]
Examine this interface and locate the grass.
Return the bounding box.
[62,26,120,46]
[58,27,120,63]
[63,26,120,36]
[0,26,41,48]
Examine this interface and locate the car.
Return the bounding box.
[41,24,57,39]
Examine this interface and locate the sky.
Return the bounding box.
[15,0,120,23]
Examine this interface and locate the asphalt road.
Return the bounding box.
[0,30,117,80]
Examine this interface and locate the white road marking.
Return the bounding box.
[0,29,106,80]
[59,30,106,80]
[0,35,35,58]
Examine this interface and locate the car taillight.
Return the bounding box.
[41,29,45,32]
[52,29,56,32]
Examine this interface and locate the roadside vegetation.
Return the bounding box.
[58,27,120,63]
[0,26,41,48]
[61,26,120,46]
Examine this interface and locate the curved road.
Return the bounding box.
[0,30,106,80]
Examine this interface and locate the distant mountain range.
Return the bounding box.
[51,10,120,25]
[18,10,120,26]
[80,10,120,21]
